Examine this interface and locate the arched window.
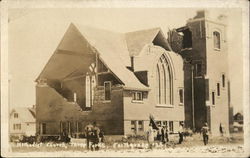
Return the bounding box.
[213,31,221,49]
[156,54,173,105]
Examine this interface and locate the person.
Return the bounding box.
[147,123,154,149]
[165,125,169,143]
[219,123,224,136]
[161,125,166,144]
[178,122,184,144]
[201,122,209,145]
[99,129,105,143]
[84,122,94,150]
[91,122,100,151]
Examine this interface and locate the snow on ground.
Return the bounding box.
[6,133,247,157]
[7,144,246,157]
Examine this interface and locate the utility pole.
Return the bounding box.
[191,64,195,131]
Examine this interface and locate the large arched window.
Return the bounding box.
[213,31,221,49]
[85,73,96,108]
[156,54,173,105]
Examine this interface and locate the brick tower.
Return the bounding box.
[170,10,230,135]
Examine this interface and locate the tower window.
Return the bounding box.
[213,31,221,50]
[182,28,192,49]
[195,62,202,77]
[212,91,215,105]
[222,74,225,88]
[217,83,220,96]
[205,79,209,101]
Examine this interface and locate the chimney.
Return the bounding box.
[130,56,134,71]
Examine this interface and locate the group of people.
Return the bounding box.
[147,123,170,149]
[84,121,104,150]
[147,122,210,149]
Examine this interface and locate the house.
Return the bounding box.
[9,106,36,138]
[169,10,230,136]
[35,23,184,137]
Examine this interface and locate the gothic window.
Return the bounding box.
[213,31,221,50]
[86,74,96,108]
[156,54,173,105]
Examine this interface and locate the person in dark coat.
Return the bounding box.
[165,125,169,143]
[161,125,166,144]
[178,122,184,144]
[201,122,209,145]
[91,122,100,151]
[84,122,94,150]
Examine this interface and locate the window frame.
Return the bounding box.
[213,31,221,50]
[132,91,143,103]
[169,121,174,133]
[138,120,144,131]
[222,74,226,89]
[13,123,21,130]
[104,81,111,101]
[194,61,203,78]
[131,120,136,133]
[156,54,174,107]
[212,91,215,105]
[217,83,220,96]
[14,113,18,118]
[178,88,184,105]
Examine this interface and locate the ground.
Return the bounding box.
[8,132,247,157]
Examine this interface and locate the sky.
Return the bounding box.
[8,8,243,114]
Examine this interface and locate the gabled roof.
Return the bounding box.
[125,28,161,56]
[10,107,36,123]
[74,23,149,90]
[37,23,173,91]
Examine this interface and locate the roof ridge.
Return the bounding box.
[125,27,161,34]
[72,22,123,34]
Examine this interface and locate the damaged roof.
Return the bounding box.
[37,23,172,90]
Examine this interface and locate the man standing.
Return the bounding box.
[178,122,184,144]
[161,125,166,144]
[201,122,209,145]
[84,122,94,150]
[92,122,100,151]
[147,123,154,149]
[165,125,169,143]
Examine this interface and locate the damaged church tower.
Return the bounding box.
[169,10,230,135]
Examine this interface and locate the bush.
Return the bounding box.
[19,135,36,144]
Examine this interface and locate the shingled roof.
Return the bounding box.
[37,23,172,90]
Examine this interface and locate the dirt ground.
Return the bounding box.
[9,132,246,157]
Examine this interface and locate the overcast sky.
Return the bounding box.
[8,8,243,114]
